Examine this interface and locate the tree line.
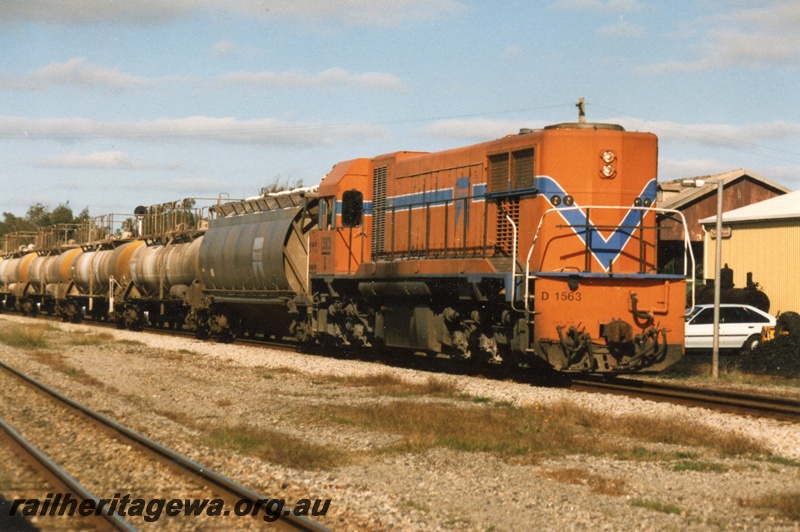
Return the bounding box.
[0,202,90,238]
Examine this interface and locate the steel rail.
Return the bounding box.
[0,358,330,532]
[570,376,800,421]
[0,416,137,531]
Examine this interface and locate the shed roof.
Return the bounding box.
[658,168,790,210]
[700,189,800,224]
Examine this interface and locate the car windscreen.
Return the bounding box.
[685,306,705,322]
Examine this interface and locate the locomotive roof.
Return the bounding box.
[544,122,624,131]
[373,121,630,163]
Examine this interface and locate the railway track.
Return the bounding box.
[0,357,330,531]
[8,313,800,424]
[0,415,134,531]
[570,376,800,422]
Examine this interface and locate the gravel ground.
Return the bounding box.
[0,313,798,531]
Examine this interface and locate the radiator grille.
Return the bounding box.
[371,166,387,257]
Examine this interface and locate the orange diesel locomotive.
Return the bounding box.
[310,120,690,373]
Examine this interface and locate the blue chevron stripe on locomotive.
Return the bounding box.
[535,176,658,272]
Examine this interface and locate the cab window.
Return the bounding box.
[319,197,336,229]
[341,190,363,228]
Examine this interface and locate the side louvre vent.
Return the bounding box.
[488,148,535,192]
[371,166,387,257]
[513,148,534,188]
[488,153,509,193]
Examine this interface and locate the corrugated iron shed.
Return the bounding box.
[699,189,800,224]
[701,189,800,315]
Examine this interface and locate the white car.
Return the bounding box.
[684,304,776,353]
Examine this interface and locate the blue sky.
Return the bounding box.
[1,0,799,217]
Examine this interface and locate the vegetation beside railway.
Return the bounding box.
[0,202,89,237]
[653,337,800,387]
[742,334,800,379]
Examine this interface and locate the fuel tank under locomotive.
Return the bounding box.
[194,199,317,338]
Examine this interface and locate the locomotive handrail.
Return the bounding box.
[378,190,490,260]
[503,212,521,311]
[524,205,697,316]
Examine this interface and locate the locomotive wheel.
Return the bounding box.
[775,311,800,337]
[216,328,236,344]
[485,345,519,379]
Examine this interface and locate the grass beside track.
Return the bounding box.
[311,396,770,463]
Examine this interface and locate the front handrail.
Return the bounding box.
[523,205,696,315]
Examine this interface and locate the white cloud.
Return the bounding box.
[612,117,800,149]
[550,0,643,12]
[36,151,137,169]
[0,58,156,91]
[211,40,237,58]
[657,157,731,180]
[259,0,466,26]
[218,67,405,91]
[646,2,800,72]
[0,115,386,147]
[598,19,644,39]
[0,0,466,26]
[0,1,198,25]
[419,119,550,142]
[418,116,800,175]
[607,116,800,176]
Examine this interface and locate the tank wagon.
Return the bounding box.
[0,218,140,321]
[114,200,215,331]
[1,119,694,375]
[0,232,39,314]
[186,187,318,342]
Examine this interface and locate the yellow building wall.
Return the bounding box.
[704,221,800,315]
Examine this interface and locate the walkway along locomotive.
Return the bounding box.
[0,120,695,374]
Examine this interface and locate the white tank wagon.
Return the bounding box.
[67,240,143,321]
[1,252,38,313]
[18,253,52,315]
[118,237,205,330]
[45,247,83,298]
[10,247,83,317]
[0,255,16,309]
[0,255,13,293]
